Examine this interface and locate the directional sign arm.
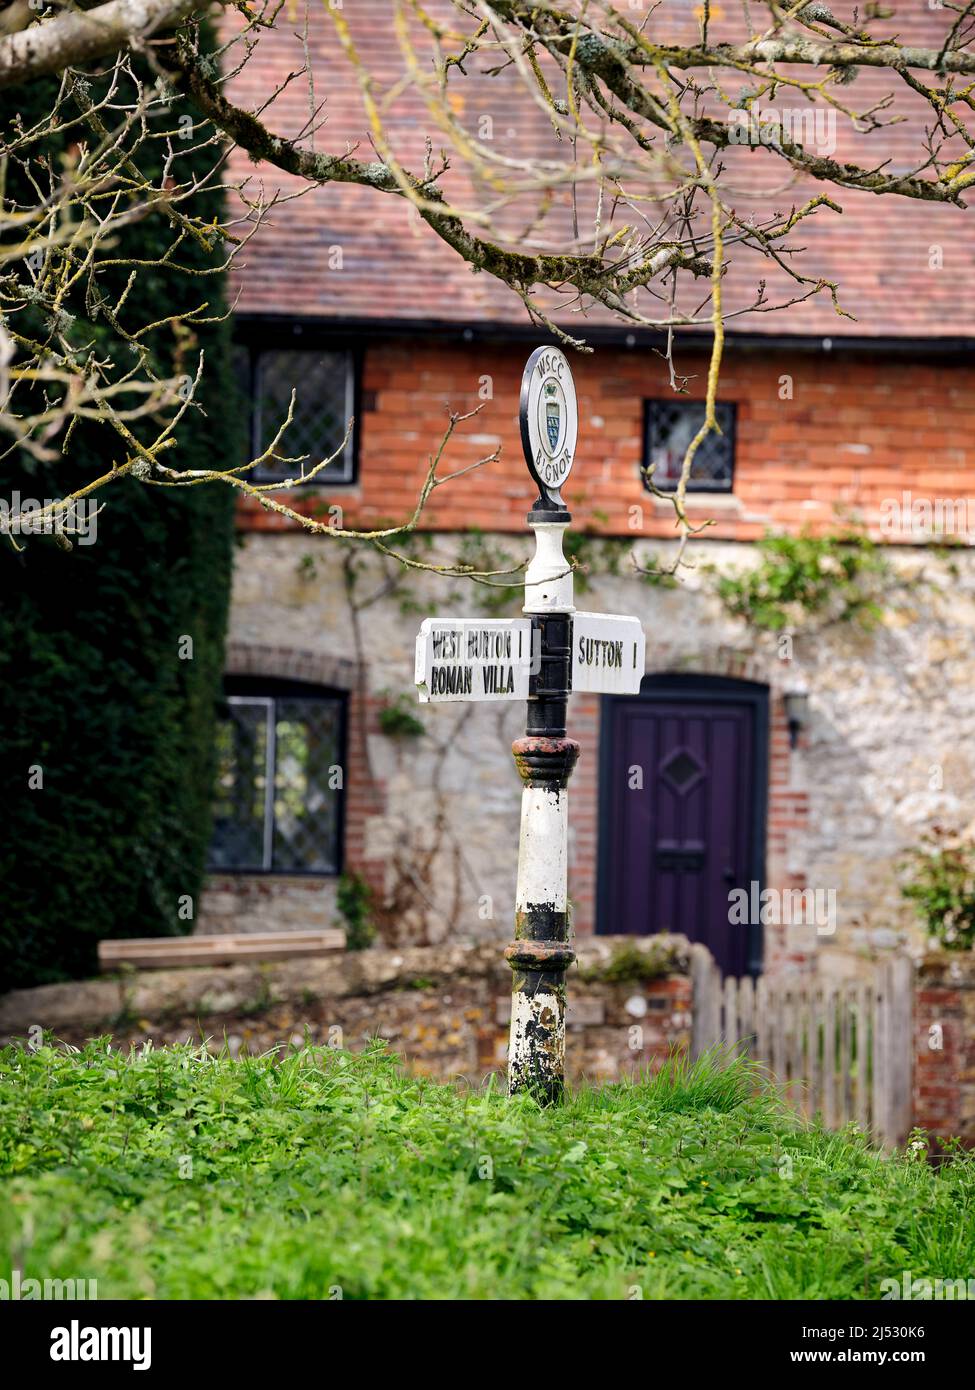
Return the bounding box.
[571,612,646,695]
[415,618,533,703]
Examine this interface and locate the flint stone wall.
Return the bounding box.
[0,936,695,1086]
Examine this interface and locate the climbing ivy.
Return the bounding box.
[377,693,426,740]
[901,831,975,952]
[711,528,891,633]
[334,872,377,952]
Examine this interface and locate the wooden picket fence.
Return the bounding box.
[691,952,914,1147]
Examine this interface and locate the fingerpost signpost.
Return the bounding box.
[415,346,646,1102]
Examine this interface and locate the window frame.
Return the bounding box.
[208,676,348,879]
[641,398,737,495]
[235,330,361,487]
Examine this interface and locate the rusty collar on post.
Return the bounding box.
[504,940,576,971]
[511,736,580,789]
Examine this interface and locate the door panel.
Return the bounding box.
[599,681,766,976]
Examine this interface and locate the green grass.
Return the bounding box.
[1,1040,972,1300]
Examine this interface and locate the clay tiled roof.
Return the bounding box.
[226,4,975,340]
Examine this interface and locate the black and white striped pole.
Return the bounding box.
[505,347,580,1103]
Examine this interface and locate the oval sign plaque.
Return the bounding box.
[519,346,578,509]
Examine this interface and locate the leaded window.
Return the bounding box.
[209,680,345,875]
[642,399,736,492]
[236,344,356,484]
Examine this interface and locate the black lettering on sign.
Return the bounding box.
[467,629,512,661]
[431,664,473,696]
[431,629,460,660]
[536,352,564,380]
[535,450,569,485]
[481,664,515,695]
[578,636,624,669]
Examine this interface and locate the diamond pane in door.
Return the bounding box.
[602,696,758,976]
[660,747,704,795]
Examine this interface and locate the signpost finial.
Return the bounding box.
[520,345,578,514]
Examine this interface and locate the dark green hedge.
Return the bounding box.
[0,55,239,990]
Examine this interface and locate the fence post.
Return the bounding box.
[690,945,721,1058]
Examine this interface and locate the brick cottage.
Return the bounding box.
[198,2,975,994]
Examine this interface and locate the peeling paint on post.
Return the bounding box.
[506,735,579,1102]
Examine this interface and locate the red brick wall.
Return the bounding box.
[767,694,812,972]
[237,340,975,541]
[914,955,975,1150]
[342,687,387,906]
[568,694,600,937]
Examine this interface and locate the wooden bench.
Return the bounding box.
[98,930,345,971]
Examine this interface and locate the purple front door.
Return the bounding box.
[599,680,767,976]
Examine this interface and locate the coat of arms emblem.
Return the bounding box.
[544,382,561,451]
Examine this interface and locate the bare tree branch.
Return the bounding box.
[0,0,204,89]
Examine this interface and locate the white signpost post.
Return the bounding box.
[414,346,646,1102]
